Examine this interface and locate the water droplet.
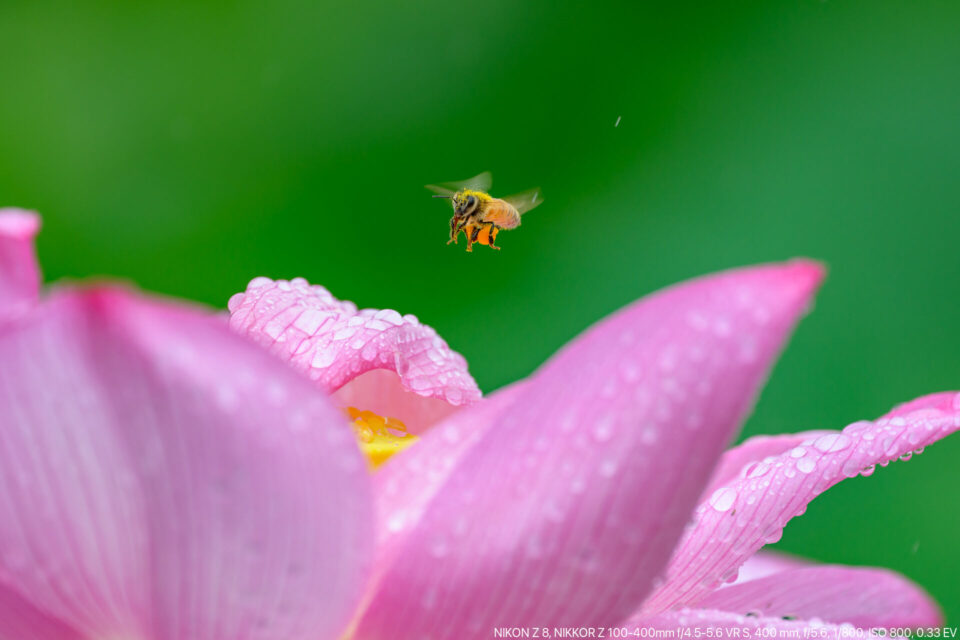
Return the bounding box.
[720,567,740,583]
[386,512,406,533]
[762,525,783,544]
[789,447,806,458]
[311,349,336,369]
[709,487,737,512]
[599,459,618,478]
[859,465,876,477]
[747,462,770,478]
[813,433,851,453]
[899,452,912,462]
[841,459,861,477]
[592,416,615,442]
[843,420,872,434]
[796,457,816,474]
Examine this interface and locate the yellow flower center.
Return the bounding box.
[345,406,418,469]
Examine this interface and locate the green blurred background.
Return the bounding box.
[2,0,958,622]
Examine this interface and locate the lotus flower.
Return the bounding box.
[0,208,955,639]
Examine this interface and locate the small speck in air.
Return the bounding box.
[532,192,538,204]
[614,116,621,127]
[911,540,920,554]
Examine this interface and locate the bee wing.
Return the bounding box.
[425,171,493,196]
[503,187,543,215]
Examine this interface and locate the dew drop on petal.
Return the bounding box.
[311,349,336,369]
[592,415,615,443]
[762,525,783,544]
[599,459,618,478]
[796,457,816,474]
[747,462,770,478]
[709,487,737,512]
[841,459,861,477]
[813,433,851,453]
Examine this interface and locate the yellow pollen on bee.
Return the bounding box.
[345,407,418,469]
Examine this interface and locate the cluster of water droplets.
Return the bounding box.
[676,402,958,609]
[227,277,481,405]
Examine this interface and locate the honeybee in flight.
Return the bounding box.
[426,172,543,252]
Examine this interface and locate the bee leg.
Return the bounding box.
[486,223,501,250]
[470,225,481,245]
[447,217,459,245]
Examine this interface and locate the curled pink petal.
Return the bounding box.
[703,430,831,500]
[699,566,941,628]
[228,277,480,427]
[641,391,960,614]
[0,209,42,319]
[332,369,462,435]
[354,261,823,638]
[0,289,373,639]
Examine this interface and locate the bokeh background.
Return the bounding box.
[2,0,958,622]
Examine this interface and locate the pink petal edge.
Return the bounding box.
[353,260,824,639]
[703,430,834,500]
[640,391,960,614]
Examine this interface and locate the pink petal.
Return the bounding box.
[640,391,960,614]
[0,209,42,319]
[625,608,851,635]
[699,566,941,627]
[372,382,528,570]
[332,369,462,435]
[0,584,84,640]
[0,289,373,640]
[354,261,823,638]
[729,550,810,585]
[703,430,831,501]
[228,277,480,431]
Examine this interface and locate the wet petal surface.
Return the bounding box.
[228,278,480,431]
[699,566,941,627]
[641,392,960,614]
[354,261,823,638]
[0,289,373,640]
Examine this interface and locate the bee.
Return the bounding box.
[426,172,543,252]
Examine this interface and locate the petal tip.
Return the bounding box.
[0,209,41,239]
[773,258,826,306]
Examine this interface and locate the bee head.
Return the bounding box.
[452,191,481,217]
